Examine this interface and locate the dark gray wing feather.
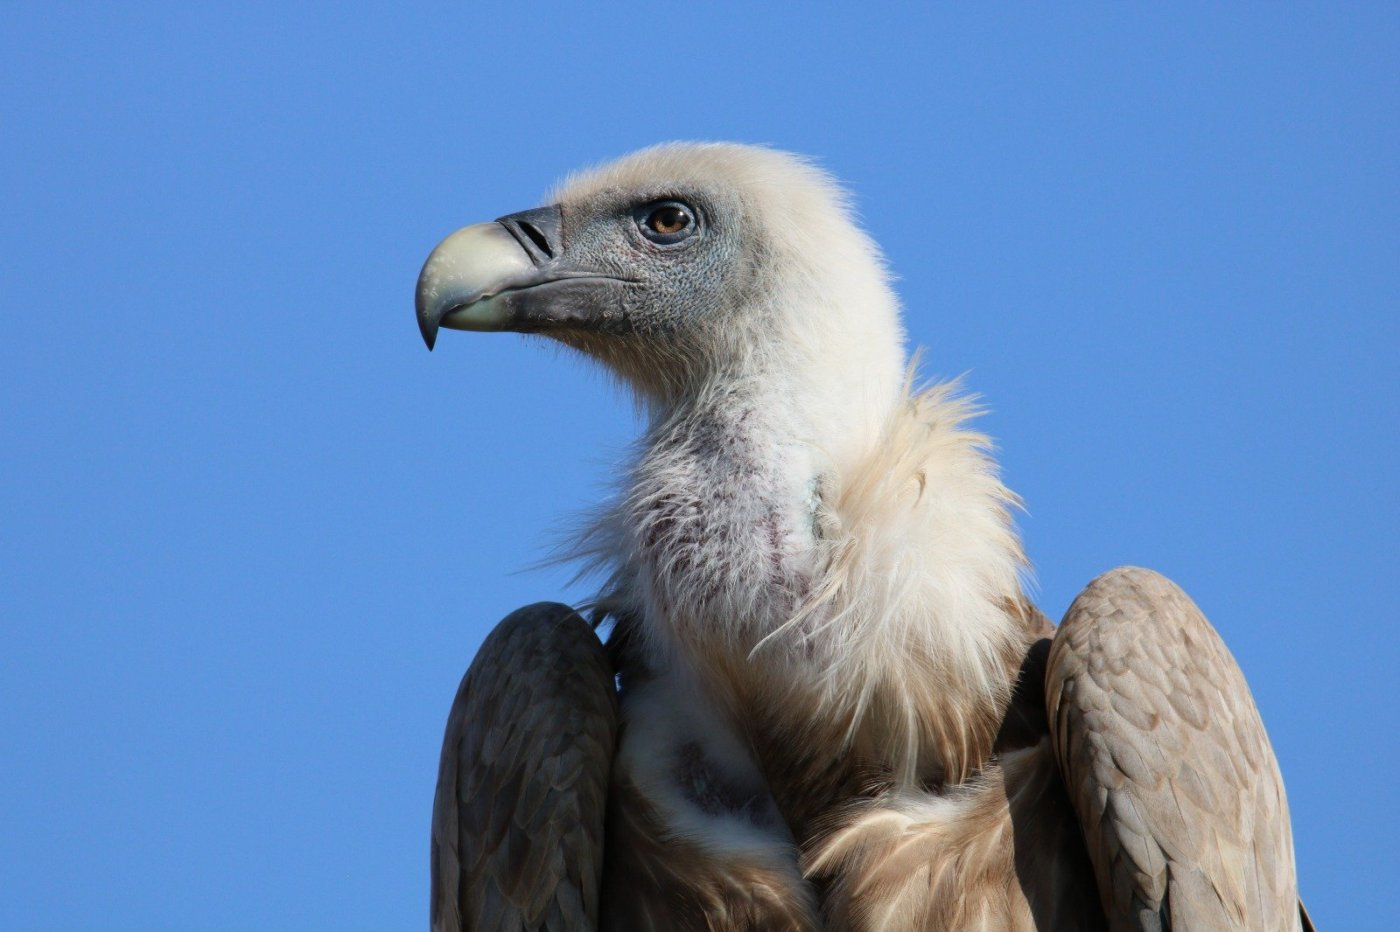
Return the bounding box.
[431,603,617,932]
[1045,567,1303,930]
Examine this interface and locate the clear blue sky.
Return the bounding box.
[3,3,1395,928]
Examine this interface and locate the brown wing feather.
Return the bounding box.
[431,603,617,932]
[1046,567,1302,930]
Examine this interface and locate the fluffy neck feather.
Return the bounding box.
[779,380,1032,787]
[586,368,1029,802]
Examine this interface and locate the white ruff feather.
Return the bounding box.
[575,377,1028,788]
[765,378,1028,784]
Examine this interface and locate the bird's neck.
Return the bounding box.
[606,355,1033,807]
[659,356,901,473]
[628,362,855,638]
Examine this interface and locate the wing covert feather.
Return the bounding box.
[431,603,618,932]
[1046,567,1301,931]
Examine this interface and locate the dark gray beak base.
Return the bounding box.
[496,207,564,264]
[415,205,626,350]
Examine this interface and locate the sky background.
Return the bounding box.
[3,3,1396,928]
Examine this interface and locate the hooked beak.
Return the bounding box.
[415,205,628,350]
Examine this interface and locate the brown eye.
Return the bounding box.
[635,200,699,244]
[648,206,689,234]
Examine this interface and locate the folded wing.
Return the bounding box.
[431,603,617,932]
[1046,567,1303,930]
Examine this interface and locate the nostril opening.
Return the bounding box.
[517,221,554,259]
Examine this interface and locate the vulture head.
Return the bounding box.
[417,144,905,457]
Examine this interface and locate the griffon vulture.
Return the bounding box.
[416,143,1309,930]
